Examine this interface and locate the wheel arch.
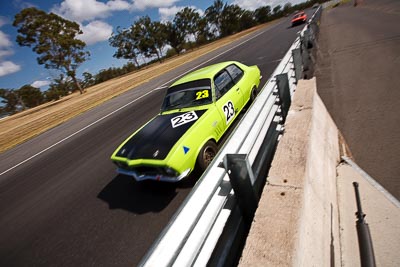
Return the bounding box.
[195,138,219,172]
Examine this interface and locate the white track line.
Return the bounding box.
[0,25,274,177]
[0,90,154,176]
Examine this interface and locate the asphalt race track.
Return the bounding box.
[0,12,312,267]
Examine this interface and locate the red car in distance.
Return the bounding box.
[291,11,307,27]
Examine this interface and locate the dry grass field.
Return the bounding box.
[0,23,269,153]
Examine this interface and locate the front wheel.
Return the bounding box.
[197,140,218,172]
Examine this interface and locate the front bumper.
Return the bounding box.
[116,167,191,182]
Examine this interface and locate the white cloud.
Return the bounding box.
[159,6,183,22]
[31,80,51,88]
[232,0,272,10]
[0,16,7,27]
[51,0,188,45]
[0,50,13,58]
[108,0,131,10]
[194,7,204,17]
[0,61,21,77]
[52,0,131,23]
[233,0,305,10]
[51,0,131,45]
[0,31,12,48]
[132,0,180,11]
[159,5,204,22]
[78,20,113,45]
[0,21,21,77]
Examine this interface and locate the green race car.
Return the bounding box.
[111,61,261,182]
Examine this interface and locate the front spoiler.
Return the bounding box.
[116,168,191,183]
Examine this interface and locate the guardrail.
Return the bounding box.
[139,7,322,267]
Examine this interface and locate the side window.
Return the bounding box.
[226,64,244,84]
[214,70,234,99]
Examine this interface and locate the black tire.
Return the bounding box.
[197,140,218,172]
[250,86,258,103]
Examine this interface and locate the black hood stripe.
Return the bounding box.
[117,110,207,160]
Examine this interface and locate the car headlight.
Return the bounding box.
[178,168,191,179]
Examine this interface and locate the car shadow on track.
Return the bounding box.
[286,23,306,29]
[97,173,199,214]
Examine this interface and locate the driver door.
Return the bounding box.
[214,68,244,130]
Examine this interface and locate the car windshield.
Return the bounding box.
[294,12,304,18]
[161,79,213,111]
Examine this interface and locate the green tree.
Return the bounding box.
[122,62,137,73]
[109,26,141,68]
[82,72,95,88]
[220,4,243,37]
[0,89,19,114]
[13,7,90,94]
[196,17,214,44]
[174,7,201,48]
[133,16,166,63]
[239,10,257,31]
[273,5,282,16]
[254,6,272,24]
[283,3,293,16]
[205,0,224,38]
[44,74,73,101]
[17,84,44,108]
[164,21,185,55]
[44,88,62,102]
[152,21,168,59]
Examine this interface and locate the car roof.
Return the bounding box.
[171,61,239,87]
[296,11,305,15]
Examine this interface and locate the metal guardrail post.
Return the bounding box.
[252,121,280,196]
[353,182,376,267]
[308,21,319,43]
[292,48,302,82]
[303,25,315,49]
[223,154,258,226]
[300,34,311,72]
[275,73,291,123]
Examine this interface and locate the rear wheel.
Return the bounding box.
[197,140,218,172]
[245,86,258,111]
[250,86,258,103]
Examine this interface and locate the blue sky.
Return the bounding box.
[0,0,301,90]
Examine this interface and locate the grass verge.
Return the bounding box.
[0,23,272,153]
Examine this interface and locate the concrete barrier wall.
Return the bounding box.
[239,78,341,266]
